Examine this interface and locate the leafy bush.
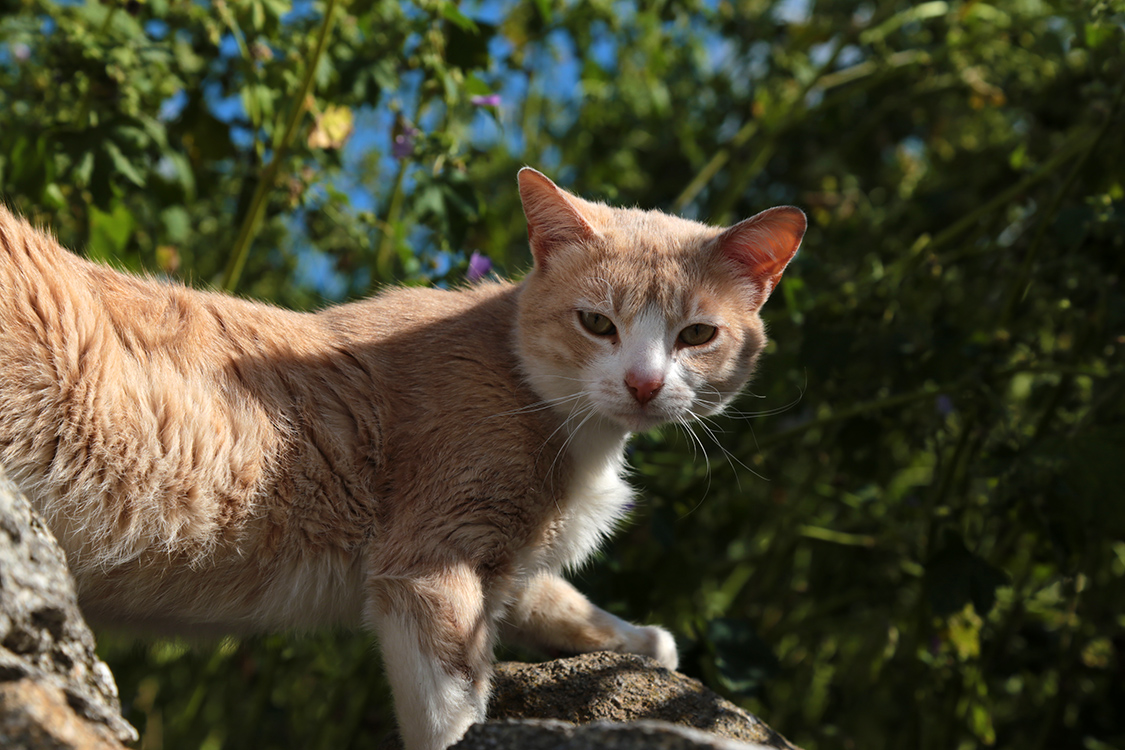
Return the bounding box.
[2,1,1122,748]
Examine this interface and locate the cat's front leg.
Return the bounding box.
[367,563,496,750]
[501,570,678,670]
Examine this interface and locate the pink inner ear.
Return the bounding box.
[517,168,596,268]
[717,205,807,293]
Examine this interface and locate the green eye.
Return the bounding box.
[679,323,717,347]
[579,311,617,336]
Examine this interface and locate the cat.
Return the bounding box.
[0,167,805,750]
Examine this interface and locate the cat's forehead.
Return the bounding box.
[574,248,731,324]
[540,205,747,322]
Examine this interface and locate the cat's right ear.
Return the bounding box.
[716,206,807,305]
[517,167,597,270]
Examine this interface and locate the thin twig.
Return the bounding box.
[220,0,341,293]
[903,127,1094,274]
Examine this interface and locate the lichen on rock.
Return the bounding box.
[477,651,800,749]
[0,465,138,749]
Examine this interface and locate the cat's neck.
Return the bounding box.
[563,414,630,474]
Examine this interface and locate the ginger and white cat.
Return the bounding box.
[0,168,805,750]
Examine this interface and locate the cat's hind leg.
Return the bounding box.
[367,564,495,750]
[500,570,678,670]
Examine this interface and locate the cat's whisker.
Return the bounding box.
[675,417,706,465]
[672,417,714,518]
[535,397,593,459]
[483,392,586,420]
[548,402,601,478]
[534,389,600,471]
[535,374,590,383]
[711,386,806,421]
[685,407,766,487]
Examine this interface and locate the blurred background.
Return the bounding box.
[1,1,1123,748]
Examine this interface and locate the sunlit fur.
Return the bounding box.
[0,169,804,750]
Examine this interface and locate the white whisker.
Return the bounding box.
[673,417,713,517]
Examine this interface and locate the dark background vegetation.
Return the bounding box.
[2,1,1123,748]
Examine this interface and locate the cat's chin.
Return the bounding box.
[607,410,672,434]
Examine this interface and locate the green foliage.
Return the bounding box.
[2,1,1123,748]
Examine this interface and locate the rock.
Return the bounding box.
[0,680,127,750]
[453,718,784,750]
[486,651,798,749]
[0,465,138,748]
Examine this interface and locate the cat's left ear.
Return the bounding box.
[517,167,598,270]
[716,206,807,304]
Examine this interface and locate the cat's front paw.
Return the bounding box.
[637,624,679,671]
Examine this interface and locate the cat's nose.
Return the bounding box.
[625,372,663,405]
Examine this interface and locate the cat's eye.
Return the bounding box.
[678,323,717,347]
[578,311,617,337]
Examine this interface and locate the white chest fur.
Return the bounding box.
[548,420,634,572]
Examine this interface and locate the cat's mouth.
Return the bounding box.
[610,408,671,432]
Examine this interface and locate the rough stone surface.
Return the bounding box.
[452,719,787,750]
[0,680,128,750]
[487,651,799,749]
[0,465,138,748]
[453,719,783,750]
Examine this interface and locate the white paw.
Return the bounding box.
[638,625,679,671]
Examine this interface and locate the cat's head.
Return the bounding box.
[514,168,805,435]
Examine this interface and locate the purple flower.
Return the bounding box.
[13,43,30,62]
[466,252,492,282]
[470,94,501,107]
[392,124,419,160]
[936,394,955,417]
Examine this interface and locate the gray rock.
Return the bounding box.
[0,465,137,748]
[487,651,798,749]
[453,719,784,750]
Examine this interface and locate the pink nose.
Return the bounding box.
[625,372,663,405]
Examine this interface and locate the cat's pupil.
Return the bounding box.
[579,311,616,336]
[679,324,717,347]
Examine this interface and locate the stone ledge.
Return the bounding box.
[487,651,798,749]
[0,466,137,748]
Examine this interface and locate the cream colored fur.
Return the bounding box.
[0,168,805,750]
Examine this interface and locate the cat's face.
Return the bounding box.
[515,168,805,435]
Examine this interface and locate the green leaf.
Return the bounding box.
[1085,22,1117,49]
[161,206,191,243]
[163,152,197,202]
[43,183,66,209]
[440,2,478,32]
[533,0,553,23]
[103,141,146,187]
[73,151,95,186]
[464,74,492,98]
[87,202,137,262]
[110,124,152,153]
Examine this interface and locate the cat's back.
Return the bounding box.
[323,281,547,436]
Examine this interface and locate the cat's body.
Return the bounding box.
[0,169,805,750]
